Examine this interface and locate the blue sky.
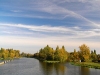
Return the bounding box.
[0,0,100,53]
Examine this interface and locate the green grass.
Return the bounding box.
[44,60,60,63]
[70,62,100,69]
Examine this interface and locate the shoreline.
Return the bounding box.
[70,62,100,69]
[0,61,4,65]
[43,60,60,63]
[0,60,13,65]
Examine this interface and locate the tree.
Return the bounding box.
[79,44,90,62]
[21,52,27,57]
[54,45,68,62]
[91,50,97,62]
[56,45,59,51]
[0,48,20,60]
[0,53,2,59]
[73,49,79,62]
[0,48,7,60]
[14,50,20,58]
[38,45,54,60]
[38,45,68,62]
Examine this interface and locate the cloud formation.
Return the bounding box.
[0,0,100,53]
[0,23,100,40]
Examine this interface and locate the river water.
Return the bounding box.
[0,58,100,75]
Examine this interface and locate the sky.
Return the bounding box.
[0,0,100,54]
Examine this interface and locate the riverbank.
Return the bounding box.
[70,62,100,69]
[0,61,4,65]
[43,60,60,63]
[0,60,13,65]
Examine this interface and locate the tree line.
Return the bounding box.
[34,45,68,62]
[34,44,100,62]
[2,44,99,63]
[20,52,34,58]
[0,48,20,60]
[69,44,100,62]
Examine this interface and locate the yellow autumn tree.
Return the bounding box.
[73,49,79,62]
[79,44,90,62]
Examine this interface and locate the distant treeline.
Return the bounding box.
[3,44,99,63]
[20,52,34,58]
[33,44,100,62]
[0,48,34,60]
[0,48,20,60]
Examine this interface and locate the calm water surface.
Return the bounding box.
[0,58,100,75]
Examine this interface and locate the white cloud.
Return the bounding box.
[0,35,99,53]
[0,23,100,39]
[0,23,72,33]
[1,0,100,28]
[26,0,100,28]
[0,23,99,53]
[0,34,99,47]
[0,0,100,53]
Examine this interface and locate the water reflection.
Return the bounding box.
[79,67,90,75]
[39,61,53,75]
[54,63,66,75]
[39,61,66,75]
[39,61,100,75]
[0,58,100,75]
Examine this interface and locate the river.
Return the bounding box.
[0,58,100,75]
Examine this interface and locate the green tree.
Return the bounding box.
[91,50,97,62]
[37,45,68,62]
[54,45,60,61]
[0,48,20,60]
[68,52,74,61]
[40,45,54,60]
[73,49,79,62]
[0,48,7,60]
[21,52,27,57]
[54,45,68,62]
[15,50,20,58]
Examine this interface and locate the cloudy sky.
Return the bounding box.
[0,0,100,53]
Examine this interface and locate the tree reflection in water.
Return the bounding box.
[79,67,90,75]
[39,61,100,75]
[39,61,66,75]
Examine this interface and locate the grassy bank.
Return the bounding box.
[44,60,60,63]
[70,62,100,69]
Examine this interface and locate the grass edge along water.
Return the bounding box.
[70,62,100,69]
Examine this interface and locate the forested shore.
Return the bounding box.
[1,44,100,69]
[0,48,20,61]
[1,44,100,63]
[33,44,100,63]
